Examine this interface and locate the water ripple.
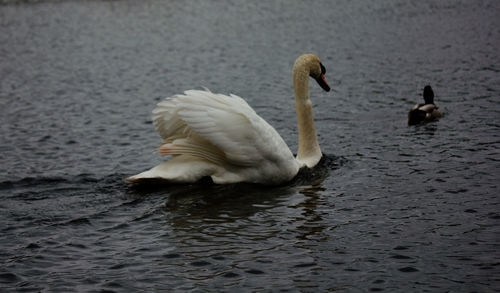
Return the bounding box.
[1,0,499,291]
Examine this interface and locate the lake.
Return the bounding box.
[1,0,499,291]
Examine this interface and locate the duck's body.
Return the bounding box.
[408,85,442,125]
[408,103,442,125]
[126,54,330,185]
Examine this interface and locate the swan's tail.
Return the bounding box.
[125,155,216,183]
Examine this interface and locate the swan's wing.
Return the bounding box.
[152,89,292,167]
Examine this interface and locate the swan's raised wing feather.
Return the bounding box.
[152,89,291,167]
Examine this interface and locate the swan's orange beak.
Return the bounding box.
[316,74,331,92]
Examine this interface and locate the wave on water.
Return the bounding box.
[0,154,348,193]
[0,174,97,188]
[124,154,348,191]
[0,0,75,5]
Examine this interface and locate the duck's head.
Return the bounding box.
[423,85,434,104]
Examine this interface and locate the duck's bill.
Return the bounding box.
[315,74,331,92]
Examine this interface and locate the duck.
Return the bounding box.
[126,53,331,185]
[408,85,443,125]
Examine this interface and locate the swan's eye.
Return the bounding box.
[320,63,326,75]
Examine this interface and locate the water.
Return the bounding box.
[1,0,499,291]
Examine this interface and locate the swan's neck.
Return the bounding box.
[293,63,321,168]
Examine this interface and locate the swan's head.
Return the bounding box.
[423,85,434,104]
[295,54,331,92]
[313,60,331,92]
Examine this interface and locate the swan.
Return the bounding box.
[408,85,443,125]
[126,54,330,185]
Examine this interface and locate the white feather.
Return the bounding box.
[126,54,328,185]
[127,89,299,184]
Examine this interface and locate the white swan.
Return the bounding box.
[126,54,330,185]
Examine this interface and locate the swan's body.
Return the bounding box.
[126,54,330,185]
[408,85,443,125]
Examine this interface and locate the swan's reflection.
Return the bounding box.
[160,156,333,240]
[126,156,341,233]
[294,184,329,242]
[125,156,340,285]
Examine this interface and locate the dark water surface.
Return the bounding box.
[1,0,499,291]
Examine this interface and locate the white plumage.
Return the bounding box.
[126,54,330,185]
